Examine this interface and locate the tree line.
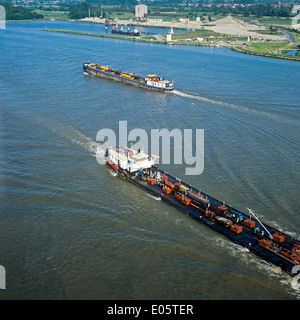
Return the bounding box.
[69,2,293,19]
[206,4,292,18]
[1,2,44,20]
[1,1,295,21]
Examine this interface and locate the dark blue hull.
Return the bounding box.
[107,162,300,276]
[83,63,174,92]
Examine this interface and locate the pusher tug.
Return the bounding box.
[105,146,300,276]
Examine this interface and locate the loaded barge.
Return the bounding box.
[83,62,174,91]
[111,26,141,37]
[105,146,300,276]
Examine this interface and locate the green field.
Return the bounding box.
[250,29,284,36]
[235,41,300,60]
[43,28,224,47]
[105,12,135,20]
[169,30,219,40]
[167,29,248,44]
[43,29,166,44]
[34,10,69,19]
[256,17,292,25]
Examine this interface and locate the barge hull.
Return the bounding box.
[83,65,173,92]
[107,162,300,276]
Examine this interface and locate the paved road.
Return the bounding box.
[279,29,298,44]
[154,35,166,42]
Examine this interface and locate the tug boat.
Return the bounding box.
[83,62,174,91]
[105,146,300,276]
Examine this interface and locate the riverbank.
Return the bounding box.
[230,42,300,61]
[43,28,167,44]
[43,28,218,47]
[81,15,283,41]
[43,28,300,61]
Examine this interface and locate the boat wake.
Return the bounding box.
[21,112,102,156]
[147,194,161,201]
[108,169,118,177]
[172,89,238,109]
[172,89,300,149]
[172,89,296,121]
[52,124,101,155]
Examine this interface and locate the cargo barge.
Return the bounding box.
[111,26,141,37]
[105,146,300,276]
[83,62,174,91]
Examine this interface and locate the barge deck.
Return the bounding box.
[105,147,300,276]
[83,62,174,92]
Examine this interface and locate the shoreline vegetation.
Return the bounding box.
[43,28,217,46]
[3,1,299,62]
[229,45,300,61]
[43,27,300,62]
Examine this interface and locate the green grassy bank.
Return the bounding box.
[43,28,218,47]
[44,28,300,61]
[43,28,166,43]
[230,41,300,61]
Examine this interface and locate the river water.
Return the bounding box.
[0,21,300,300]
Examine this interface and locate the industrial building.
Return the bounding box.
[135,4,147,22]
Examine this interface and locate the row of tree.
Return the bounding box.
[69,2,102,20]
[149,4,293,18]
[209,4,292,18]
[73,3,293,19]
[1,1,295,21]
[1,2,44,20]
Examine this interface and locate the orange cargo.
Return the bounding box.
[161,175,168,181]
[174,183,189,192]
[231,224,243,234]
[259,239,272,248]
[217,205,229,214]
[273,233,285,243]
[147,177,156,185]
[174,183,181,189]
[244,219,255,228]
[174,192,182,200]
[165,180,175,189]
[162,186,172,194]
[181,196,191,205]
